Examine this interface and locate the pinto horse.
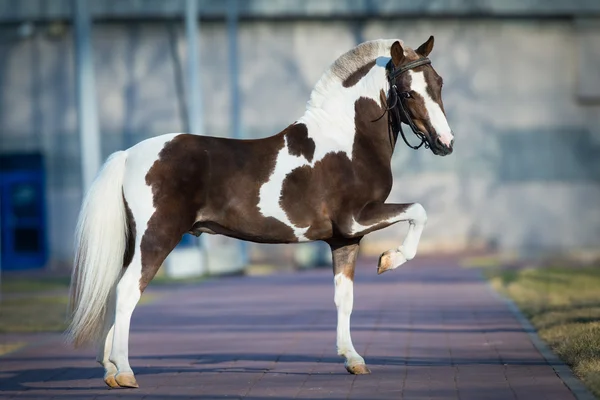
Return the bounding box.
[68,37,454,388]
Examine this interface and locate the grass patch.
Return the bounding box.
[0,342,27,356]
[461,255,505,269]
[1,273,207,295]
[0,295,69,333]
[1,276,70,294]
[0,291,158,334]
[487,266,600,397]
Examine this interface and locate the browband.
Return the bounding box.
[388,57,431,81]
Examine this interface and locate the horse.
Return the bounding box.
[67,36,454,389]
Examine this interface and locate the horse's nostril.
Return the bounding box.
[435,137,444,148]
[450,139,454,148]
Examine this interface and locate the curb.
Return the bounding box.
[483,273,596,400]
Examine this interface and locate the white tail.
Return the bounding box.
[67,150,130,347]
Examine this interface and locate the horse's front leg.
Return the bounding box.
[349,203,427,274]
[328,238,371,375]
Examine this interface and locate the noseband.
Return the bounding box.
[373,57,432,150]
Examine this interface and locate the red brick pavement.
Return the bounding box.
[0,258,581,399]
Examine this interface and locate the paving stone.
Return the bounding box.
[0,258,579,399]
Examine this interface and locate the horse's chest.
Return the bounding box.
[256,142,389,242]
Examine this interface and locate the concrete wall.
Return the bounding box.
[1,17,599,264]
[1,0,599,20]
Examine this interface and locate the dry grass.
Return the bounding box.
[0,293,159,334]
[0,295,69,333]
[1,276,70,294]
[0,277,71,334]
[487,266,600,398]
[0,342,27,356]
[0,275,159,334]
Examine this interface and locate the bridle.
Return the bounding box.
[373,57,432,150]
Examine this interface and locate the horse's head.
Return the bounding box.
[388,37,454,156]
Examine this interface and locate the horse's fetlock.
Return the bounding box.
[400,245,417,261]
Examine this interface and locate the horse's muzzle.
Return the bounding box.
[431,137,454,156]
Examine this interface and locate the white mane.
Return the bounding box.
[307,39,404,110]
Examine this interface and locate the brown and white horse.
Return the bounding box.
[68,37,454,388]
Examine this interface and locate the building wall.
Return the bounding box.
[1,17,599,264]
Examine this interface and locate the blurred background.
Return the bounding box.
[0,0,599,279]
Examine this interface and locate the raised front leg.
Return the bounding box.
[328,238,371,375]
[348,203,427,274]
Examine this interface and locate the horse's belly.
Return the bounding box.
[193,207,333,244]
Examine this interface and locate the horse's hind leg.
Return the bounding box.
[109,219,184,388]
[329,238,370,375]
[109,252,143,388]
[96,287,119,388]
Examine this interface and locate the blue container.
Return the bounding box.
[0,153,48,270]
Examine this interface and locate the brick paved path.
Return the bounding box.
[0,259,580,399]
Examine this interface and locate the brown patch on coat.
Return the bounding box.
[279,153,354,241]
[329,238,361,281]
[285,123,315,162]
[342,60,376,88]
[138,133,297,291]
[122,192,136,268]
[278,96,394,241]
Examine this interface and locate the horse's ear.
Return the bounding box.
[416,35,434,57]
[390,41,405,67]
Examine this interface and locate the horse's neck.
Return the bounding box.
[298,63,393,164]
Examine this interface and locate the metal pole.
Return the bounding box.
[227,0,241,141]
[0,196,2,303]
[184,0,207,272]
[74,0,101,193]
[227,0,248,267]
[186,0,203,135]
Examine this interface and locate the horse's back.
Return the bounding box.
[120,132,293,242]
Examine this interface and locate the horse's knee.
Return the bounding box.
[409,203,427,225]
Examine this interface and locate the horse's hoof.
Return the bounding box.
[377,251,395,274]
[377,249,407,274]
[104,374,120,388]
[346,363,371,375]
[115,372,139,388]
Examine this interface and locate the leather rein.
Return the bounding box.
[373,57,432,150]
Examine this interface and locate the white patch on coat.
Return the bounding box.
[257,55,392,240]
[334,273,363,364]
[408,70,453,147]
[309,39,398,110]
[349,215,395,236]
[123,133,180,224]
[257,135,310,241]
